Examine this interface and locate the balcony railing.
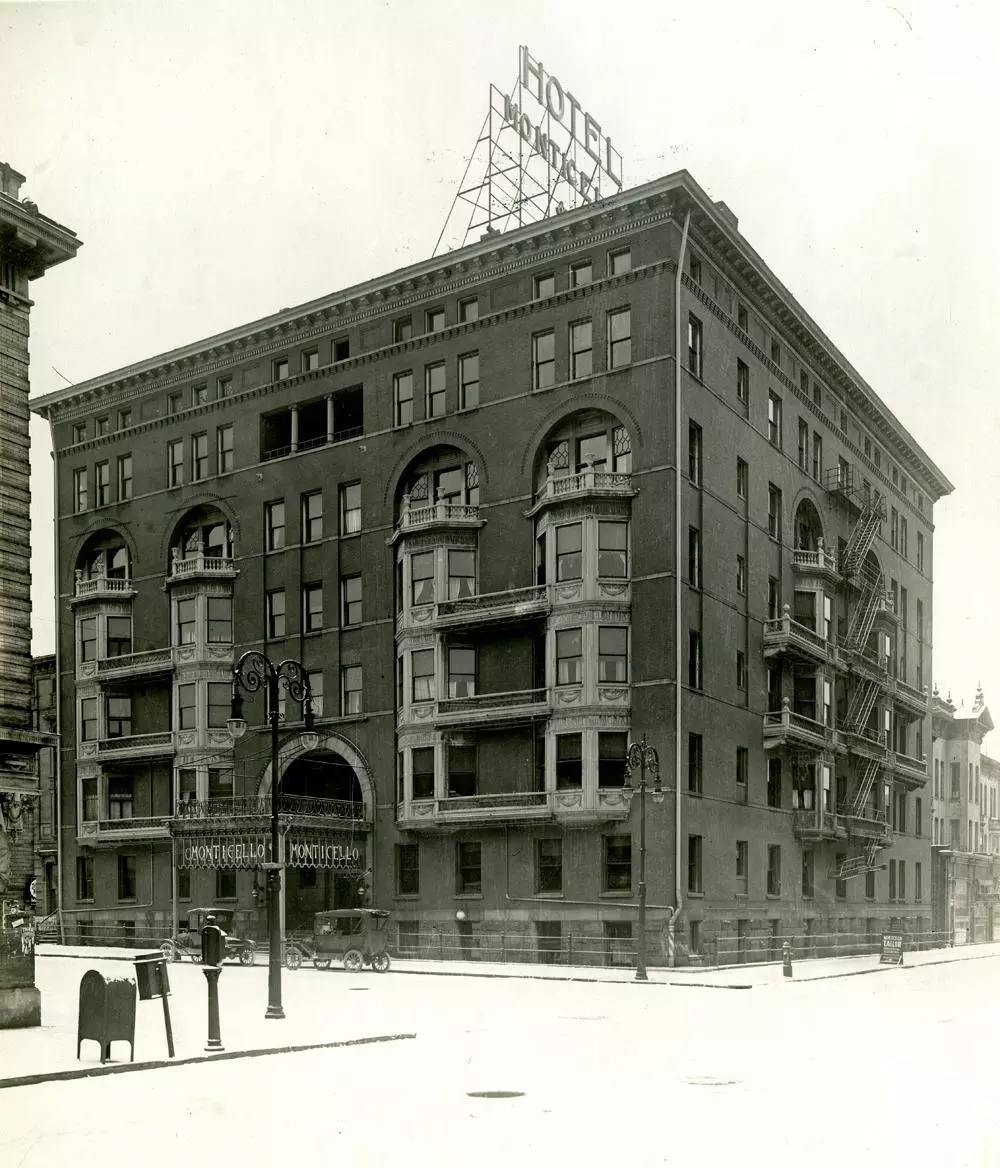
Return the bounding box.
[763,608,828,660]
[73,573,134,599]
[400,790,552,827]
[79,815,171,841]
[174,795,365,821]
[842,724,887,751]
[793,809,844,839]
[894,678,928,711]
[763,701,829,747]
[397,500,481,533]
[791,546,839,574]
[438,687,547,715]
[261,426,363,461]
[534,468,633,506]
[169,550,238,579]
[96,647,173,677]
[891,751,927,782]
[836,802,893,842]
[96,732,175,757]
[436,584,549,626]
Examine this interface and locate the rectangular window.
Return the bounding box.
[688,733,703,793]
[737,303,749,331]
[73,422,87,444]
[208,767,233,799]
[570,319,593,379]
[218,375,233,397]
[176,597,196,645]
[106,696,132,739]
[95,461,110,507]
[812,432,823,480]
[768,391,782,446]
[273,358,289,381]
[303,349,319,373]
[534,273,556,299]
[688,421,702,485]
[737,840,749,895]
[536,838,562,894]
[168,440,183,487]
[207,682,231,729]
[598,521,628,578]
[736,746,748,793]
[768,484,783,540]
[96,415,110,436]
[598,626,628,683]
[770,339,781,366]
[106,615,132,658]
[597,732,628,788]
[458,297,479,323]
[917,532,925,572]
[396,844,419,895]
[265,501,285,551]
[571,260,592,287]
[117,455,133,501]
[411,648,435,702]
[411,551,435,606]
[305,671,323,718]
[412,747,435,799]
[767,845,781,896]
[341,665,362,715]
[425,362,446,418]
[797,418,809,470]
[609,248,631,276]
[736,650,746,690]
[916,861,923,901]
[688,630,702,689]
[835,854,847,900]
[168,392,183,415]
[339,482,361,535]
[689,254,702,284]
[604,835,632,892]
[394,371,414,425]
[736,554,746,595]
[266,590,285,638]
[556,733,583,790]
[556,628,583,686]
[448,549,476,599]
[187,593,211,644]
[687,835,703,894]
[213,870,236,900]
[888,859,896,900]
[300,491,323,543]
[117,855,137,901]
[687,314,703,378]
[191,385,208,407]
[76,856,94,901]
[456,842,482,894]
[458,352,479,409]
[393,317,412,343]
[217,425,233,474]
[447,647,476,698]
[688,526,702,587]
[341,575,362,626]
[303,583,323,632]
[608,307,631,369]
[767,758,782,808]
[555,522,582,581]
[900,516,908,560]
[736,359,749,405]
[865,870,876,900]
[915,797,923,837]
[448,745,476,796]
[736,457,748,500]
[801,849,815,898]
[890,507,899,550]
[532,330,556,389]
[177,683,196,731]
[80,695,99,742]
[192,434,208,481]
[899,860,906,901]
[79,616,97,663]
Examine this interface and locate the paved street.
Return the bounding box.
[2,951,999,1165]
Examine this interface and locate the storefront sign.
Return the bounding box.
[179,838,269,870]
[879,933,904,965]
[178,834,365,871]
[286,840,361,870]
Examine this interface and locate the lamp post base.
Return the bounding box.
[634,968,648,982]
[264,1005,286,1020]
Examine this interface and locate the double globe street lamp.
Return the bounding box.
[227,651,319,1020]
[624,734,663,982]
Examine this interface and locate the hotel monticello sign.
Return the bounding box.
[177,833,363,872]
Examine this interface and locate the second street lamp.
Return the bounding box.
[228,650,318,1020]
[626,734,663,982]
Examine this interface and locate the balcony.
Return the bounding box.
[892,677,928,718]
[763,701,830,750]
[434,687,549,729]
[173,795,365,826]
[71,573,136,604]
[392,499,483,542]
[552,785,632,826]
[78,815,171,846]
[890,751,927,787]
[79,732,175,762]
[837,804,893,845]
[763,608,829,665]
[791,545,840,584]
[398,790,551,830]
[94,647,173,682]
[528,468,634,516]
[167,549,238,583]
[434,584,550,631]
[842,724,887,759]
[793,808,847,842]
[848,647,890,685]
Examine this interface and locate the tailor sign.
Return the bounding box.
[502,45,623,205]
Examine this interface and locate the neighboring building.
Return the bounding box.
[929,687,1000,944]
[30,169,952,967]
[32,655,58,925]
[0,162,79,1025]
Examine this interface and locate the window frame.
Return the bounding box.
[532,329,556,390]
[458,351,479,409]
[393,371,414,426]
[341,574,362,626]
[607,306,631,369]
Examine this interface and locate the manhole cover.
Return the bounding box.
[348,987,369,992]
[466,1090,525,1099]
[682,1076,739,1087]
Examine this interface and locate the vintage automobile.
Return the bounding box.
[285,908,391,972]
[159,907,256,966]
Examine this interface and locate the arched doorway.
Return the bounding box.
[794,497,824,552]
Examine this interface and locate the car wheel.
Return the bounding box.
[371,952,390,973]
[314,958,332,970]
[239,946,256,967]
[285,947,303,971]
[343,949,363,972]
[159,942,177,963]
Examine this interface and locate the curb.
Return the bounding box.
[789,948,1000,984]
[0,1031,416,1091]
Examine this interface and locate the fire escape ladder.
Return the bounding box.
[846,678,879,735]
[843,498,885,577]
[864,839,881,867]
[851,758,882,815]
[845,571,883,651]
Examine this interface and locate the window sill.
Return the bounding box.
[766,893,781,900]
[453,893,483,901]
[599,890,633,899]
[686,890,704,899]
[533,891,564,899]
[393,893,420,901]
[687,789,703,798]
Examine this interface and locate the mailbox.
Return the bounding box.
[77,970,136,1064]
[201,922,225,967]
[133,952,171,1001]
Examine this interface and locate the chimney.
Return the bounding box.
[0,163,26,201]
[714,200,739,231]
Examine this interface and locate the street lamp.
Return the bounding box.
[228,650,318,1020]
[625,734,663,982]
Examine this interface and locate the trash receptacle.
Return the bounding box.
[133,952,170,1000]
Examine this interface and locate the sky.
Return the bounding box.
[4,0,999,735]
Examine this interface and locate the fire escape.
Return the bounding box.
[825,466,893,879]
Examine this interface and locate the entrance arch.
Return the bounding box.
[258,731,376,821]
